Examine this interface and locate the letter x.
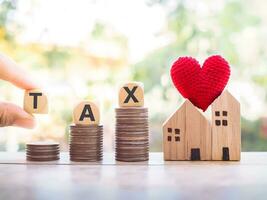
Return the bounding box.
[123,86,139,103]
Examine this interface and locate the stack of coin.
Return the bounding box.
[26,142,60,161]
[115,107,149,162]
[69,125,103,162]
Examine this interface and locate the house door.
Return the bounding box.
[222,147,229,161]
[191,148,200,160]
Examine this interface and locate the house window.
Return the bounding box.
[214,111,228,127]
[167,136,172,141]
[168,128,172,133]
[175,129,180,134]
[215,120,221,126]
[175,136,180,142]
[215,111,220,116]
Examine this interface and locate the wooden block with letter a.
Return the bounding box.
[73,101,100,125]
[23,89,48,114]
[211,90,241,161]
[118,82,144,107]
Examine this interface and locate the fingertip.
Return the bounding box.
[0,102,37,128]
[0,54,39,90]
[13,117,36,129]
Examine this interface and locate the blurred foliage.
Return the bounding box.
[0,0,16,41]
[134,0,267,151]
[43,47,71,69]
[0,0,267,151]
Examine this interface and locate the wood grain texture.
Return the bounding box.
[118,82,144,107]
[23,89,48,114]
[211,90,241,160]
[163,100,211,161]
[0,152,265,200]
[163,102,186,160]
[73,101,100,125]
[186,101,212,160]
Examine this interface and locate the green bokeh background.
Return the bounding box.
[0,0,267,151]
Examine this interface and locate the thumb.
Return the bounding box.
[0,102,36,129]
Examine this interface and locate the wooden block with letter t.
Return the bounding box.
[23,89,48,114]
[73,101,100,125]
[118,82,144,107]
[211,90,241,161]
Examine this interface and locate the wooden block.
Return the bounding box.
[118,82,144,107]
[23,89,48,114]
[185,101,211,161]
[211,90,241,161]
[162,100,211,161]
[162,102,186,161]
[73,101,100,125]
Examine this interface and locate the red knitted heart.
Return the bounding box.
[170,55,230,111]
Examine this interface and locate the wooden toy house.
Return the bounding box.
[211,90,241,160]
[163,100,212,161]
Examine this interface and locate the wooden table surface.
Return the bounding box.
[0,152,267,200]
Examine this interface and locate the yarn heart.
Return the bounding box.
[170,55,230,111]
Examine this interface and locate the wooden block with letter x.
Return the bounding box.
[73,101,100,125]
[23,89,48,114]
[119,82,144,107]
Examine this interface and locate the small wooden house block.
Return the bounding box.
[23,89,48,114]
[73,101,100,125]
[118,82,144,107]
[163,101,186,160]
[211,90,241,161]
[163,100,211,161]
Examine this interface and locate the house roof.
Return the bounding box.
[162,100,208,127]
[212,90,239,106]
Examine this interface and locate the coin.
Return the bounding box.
[115,157,148,162]
[26,151,59,156]
[115,107,149,162]
[26,141,59,146]
[70,158,102,162]
[26,141,60,162]
[27,157,60,162]
[69,124,103,162]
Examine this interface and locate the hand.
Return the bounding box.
[0,54,37,128]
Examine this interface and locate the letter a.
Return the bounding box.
[79,104,95,121]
